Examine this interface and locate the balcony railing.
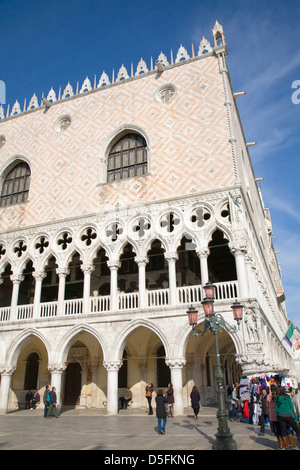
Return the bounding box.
[0,280,239,322]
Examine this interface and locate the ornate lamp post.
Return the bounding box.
[187,282,243,450]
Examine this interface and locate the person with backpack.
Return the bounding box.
[43,385,51,418]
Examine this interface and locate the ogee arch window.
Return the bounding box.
[107,133,147,182]
[0,161,31,207]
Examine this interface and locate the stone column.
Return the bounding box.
[165,358,186,416]
[48,363,67,406]
[33,271,46,318]
[0,366,16,415]
[229,243,248,298]
[165,253,178,305]
[10,274,24,321]
[81,264,95,315]
[135,256,148,309]
[197,247,210,286]
[245,253,255,298]
[103,360,123,415]
[56,268,69,316]
[107,261,120,311]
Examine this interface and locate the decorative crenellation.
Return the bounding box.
[0,37,216,121]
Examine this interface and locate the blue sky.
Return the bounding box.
[0,0,300,327]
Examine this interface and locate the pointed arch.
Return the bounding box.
[53,323,109,364]
[110,318,171,362]
[6,328,51,367]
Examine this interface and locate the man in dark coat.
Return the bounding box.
[190,386,201,420]
[155,389,167,434]
[46,386,61,419]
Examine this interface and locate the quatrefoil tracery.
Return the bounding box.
[160,212,180,233]
[133,218,151,238]
[57,232,73,250]
[35,236,49,254]
[81,228,97,246]
[14,240,27,258]
[106,223,123,242]
[190,207,211,228]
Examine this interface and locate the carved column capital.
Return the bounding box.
[165,357,186,369]
[0,365,16,376]
[81,264,95,274]
[103,360,123,372]
[33,271,47,281]
[48,363,67,374]
[56,268,70,277]
[10,274,24,284]
[197,247,210,258]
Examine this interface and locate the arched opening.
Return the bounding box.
[10,334,49,411]
[61,331,105,409]
[64,362,82,405]
[118,349,128,388]
[118,243,138,293]
[146,239,167,290]
[208,229,237,282]
[24,352,39,390]
[41,256,58,302]
[91,247,110,296]
[176,236,201,287]
[185,319,241,407]
[118,325,169,408]
[156,345,171,387]
[0,263,13,307]
[18,260,35,305]
[65,252,83,300]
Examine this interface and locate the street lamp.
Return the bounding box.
[187,282,243,450]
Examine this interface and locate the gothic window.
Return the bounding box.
[24,352,39,390]
[0,161,31,207]
[107,133,147,183]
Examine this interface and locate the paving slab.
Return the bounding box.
[0,406,297,455]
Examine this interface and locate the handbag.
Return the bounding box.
[146,390,151,398]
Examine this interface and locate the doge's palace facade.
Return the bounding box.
[0,22,294,415]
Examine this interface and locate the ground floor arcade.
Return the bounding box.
[0,315,242,415]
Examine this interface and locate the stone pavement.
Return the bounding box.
[0,406,298,453]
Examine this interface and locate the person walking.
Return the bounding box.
[275,385,300,450]
[145,383,154,415]
[190,386,201,420]
[155,389,167,434]
[229,383,241,422]
[166,383,174,418]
